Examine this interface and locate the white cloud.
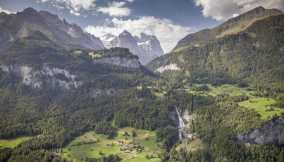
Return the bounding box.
[98,1,131,17]
[195,0,284,21]
[125,0,135,2]
[85,17,191,52]
[0,7,13,14]
[37,0,96,16]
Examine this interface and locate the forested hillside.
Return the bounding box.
[150,7,284,94]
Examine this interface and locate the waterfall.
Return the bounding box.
[175,107,185,140]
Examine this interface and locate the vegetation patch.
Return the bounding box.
[239,98,284,119]
[176,138,204,153]
[188,84,284,120]
[62,128,163,162]
[0,137,32,149]
[206,84,254,97]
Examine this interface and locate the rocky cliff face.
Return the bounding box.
[237,118,284,146]
[101,31,164,65]
[93,57,141,69]
[136,33,164,63]
[91,48,142,69]
[0,8,104,51]
[0,64,82,90]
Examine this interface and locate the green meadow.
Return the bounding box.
[62,128,163,162]
[0,136,31,149]
[239,97,284,119]
[189,84,284,120]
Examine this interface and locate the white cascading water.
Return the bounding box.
[175,107,185,140]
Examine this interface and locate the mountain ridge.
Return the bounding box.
[0,7,105,51]
[174,6,282,52]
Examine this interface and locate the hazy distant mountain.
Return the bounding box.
[101,30,164,64]
[136,33,164,63]
[0,7,104,51]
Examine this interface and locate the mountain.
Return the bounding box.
[101,30,164,65]
[0,32,150,92]
[174,6,282,51]
[136,33,164,62]
[0,8,156,109]
[0,7,104,51]
[0,8,169,161]
[0,8,153,92]
[149,7,284,92]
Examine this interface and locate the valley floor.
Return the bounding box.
[62,128,163,162]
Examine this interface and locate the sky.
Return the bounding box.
[0,0,283,52]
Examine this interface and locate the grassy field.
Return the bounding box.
[189,84,284,120]
[207,84,254,97]
[0,137,31,149]
[239,97,284,119]
[62,128,163,162]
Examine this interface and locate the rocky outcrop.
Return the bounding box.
[171,107,196,140]
[91,48,142,69]
[237,118,284,146]
[156,64,181,73]
[93,57,141,69]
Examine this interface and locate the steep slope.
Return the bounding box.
[174,7,282,52]
[0,34,149,92]
[150,7,284,92]
[0,8,104,51]
[101,31,164,64]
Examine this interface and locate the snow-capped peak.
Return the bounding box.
[100,31,164,64]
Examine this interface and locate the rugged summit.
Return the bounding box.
[136,33,164,63]
[101,30,164,65]
[0,7,104,51]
